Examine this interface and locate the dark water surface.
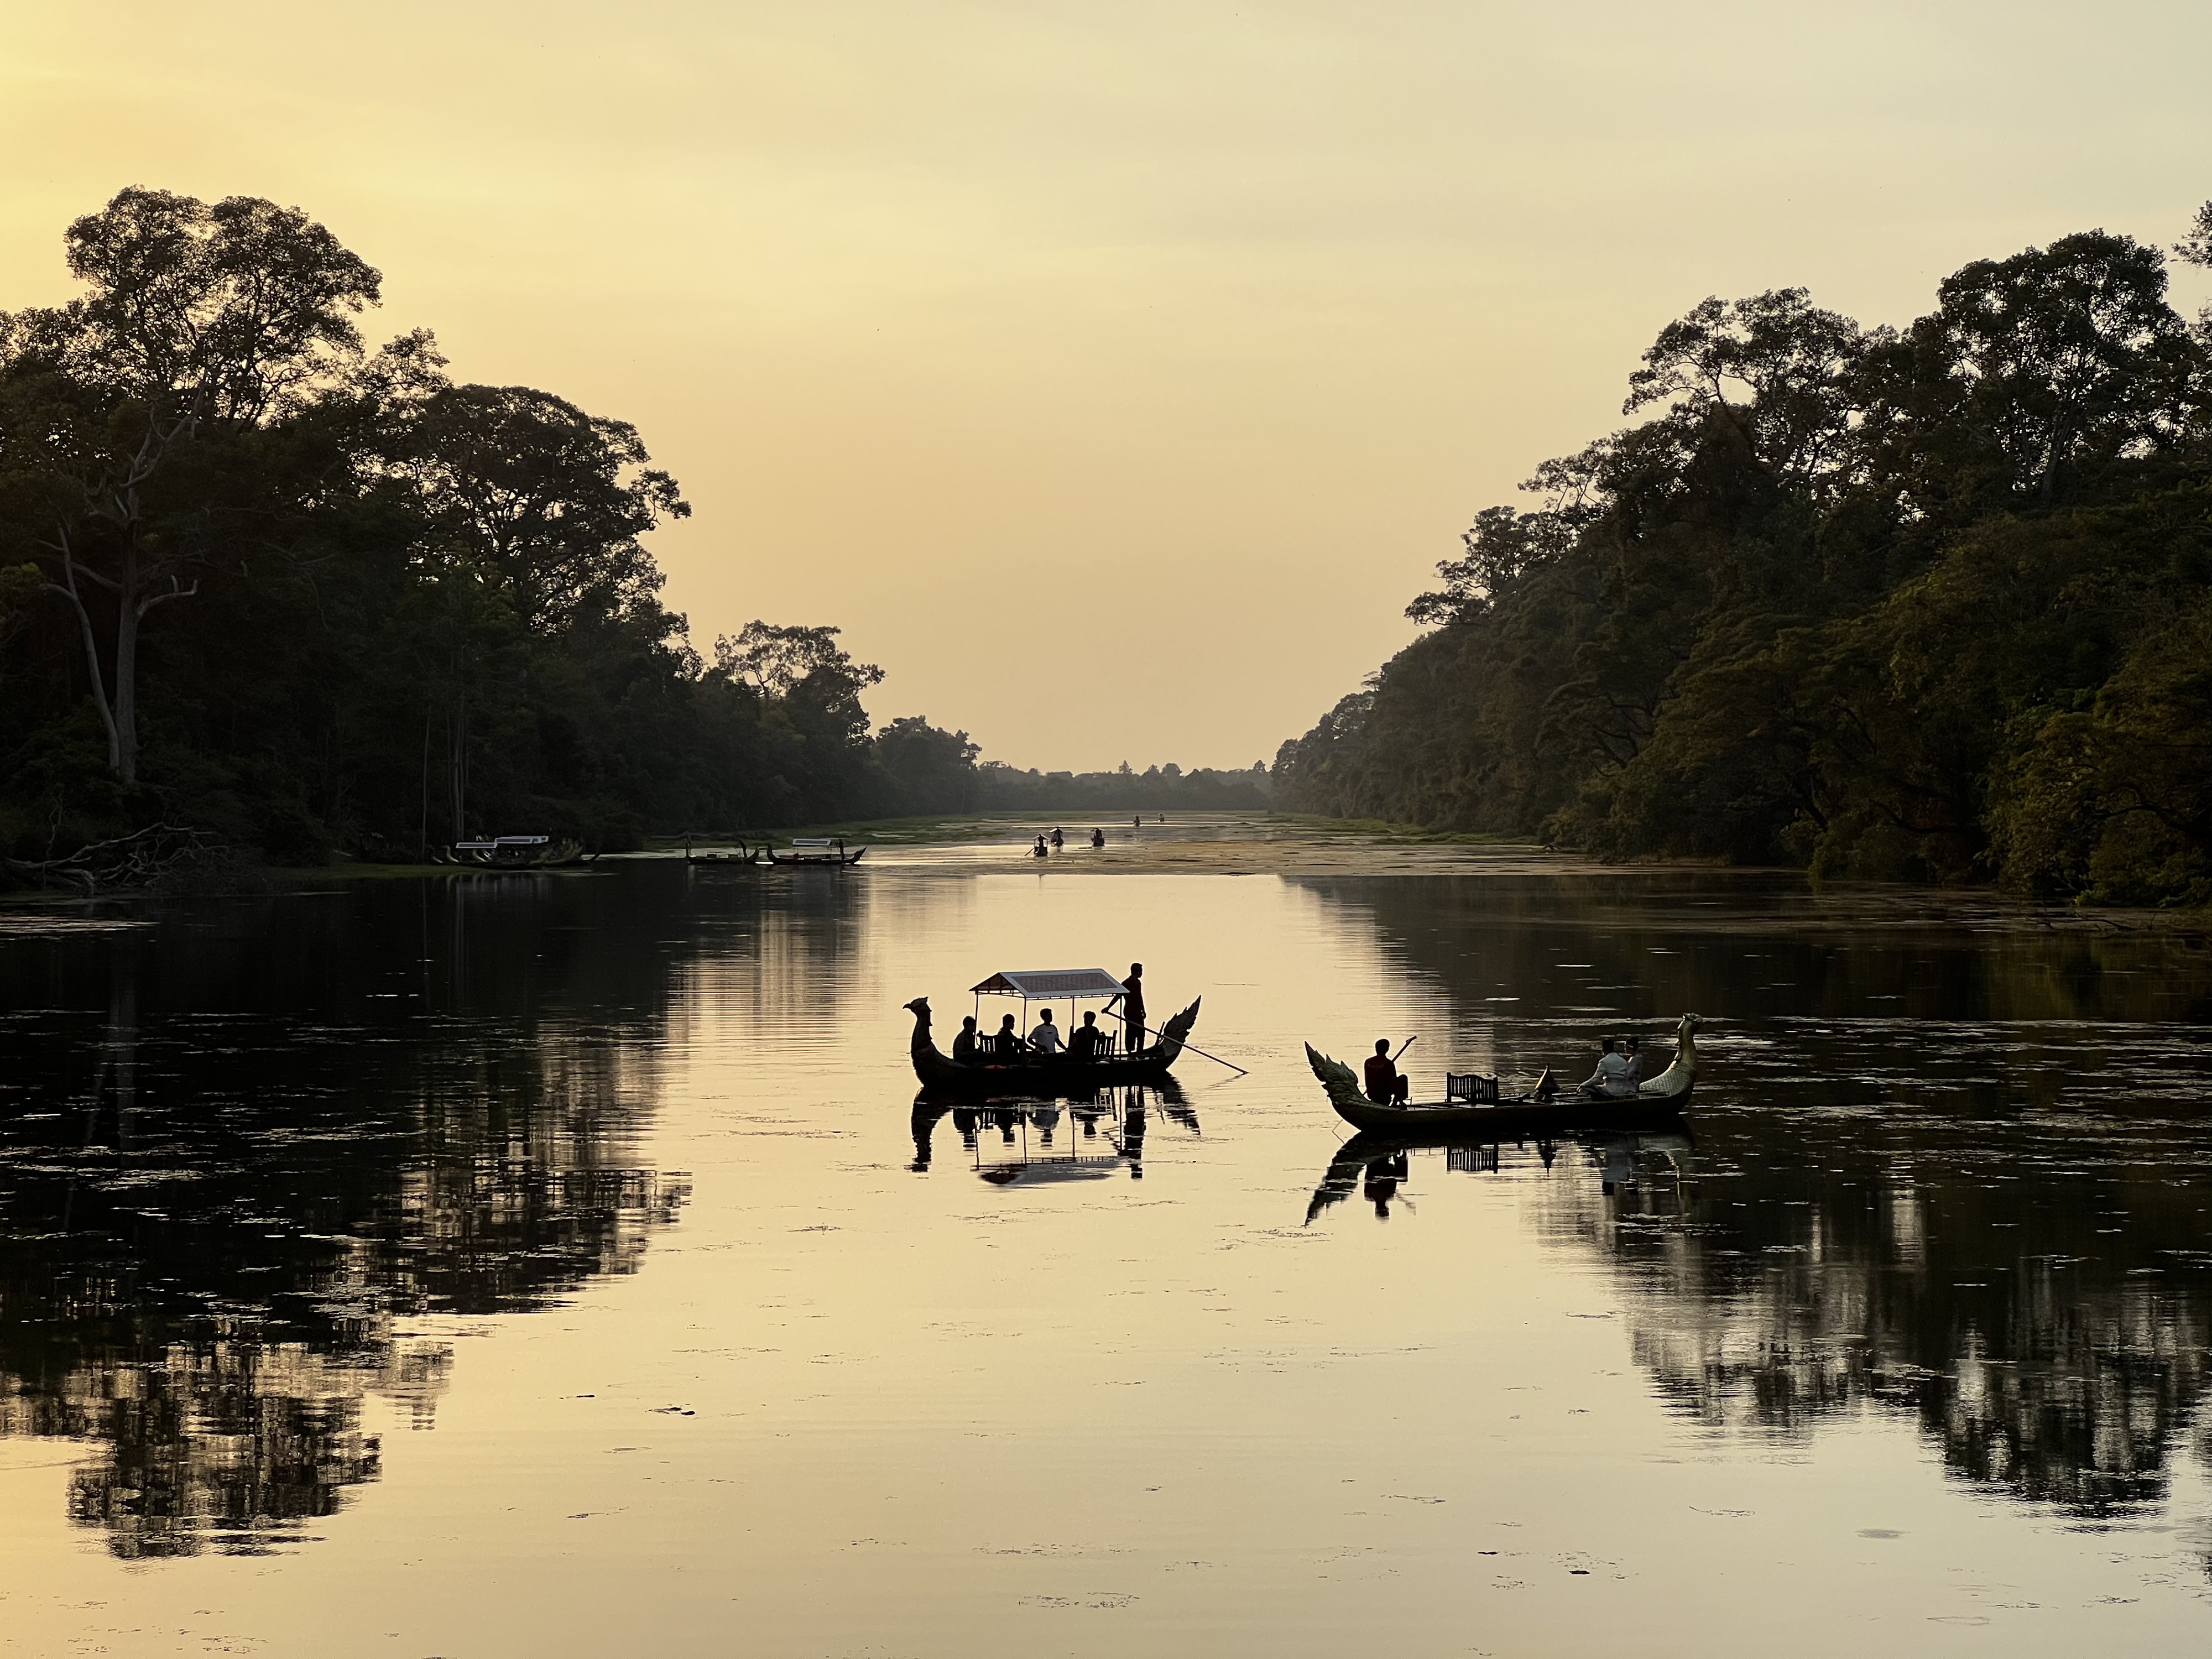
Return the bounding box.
[3,847,2210,1655]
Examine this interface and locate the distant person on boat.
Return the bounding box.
[1050,827,1065,850]
[1029,1008,1065,1055]
[993,1013,1026,1056]
[1364,1040,1411,1105]
[1579,1036,1635,1098]
[1121,963,1146,1052]
[1090,827,1105,848]
[1132,815,1141,832]
[952,1015,982,1063]
[1032,836,1049,858]
[1069,1010,1104,1058]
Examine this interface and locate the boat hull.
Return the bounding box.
[912,1051,1179,1095]
[1324,1093,1689,1139]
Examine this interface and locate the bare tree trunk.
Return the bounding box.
[38,408,200,785]
[449,687,468,842]
[114,541,142,784]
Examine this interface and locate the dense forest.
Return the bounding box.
[0,189,1262,884]
[1274,206,2212,906]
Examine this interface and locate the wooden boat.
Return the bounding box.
[765,837,866,867]
[1305,1012,1702,1138]
[684,838,761,865]
[435,835,596,869]
[904,995,1201,1094]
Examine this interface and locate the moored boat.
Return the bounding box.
[1305,1012,1702,1137]
[766,837,865,867]
[435,835,596,869]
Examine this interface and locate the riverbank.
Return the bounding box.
[7,811,2208,938]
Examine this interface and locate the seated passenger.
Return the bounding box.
[1068,1010,1103,1058]
[1580,1036,1635,1098]
[992,1013,1025,1057]
[1090,828,1105,848]
[1029,1008,1065,1056]
[952,1015,981,1063]
[1363,1039,1410,1105]
[1622,1034,1646,1087]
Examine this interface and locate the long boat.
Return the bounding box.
[435,835,597,869]
[1305,1012,1702,1138]
[904,994,1202,1094]
[766,837,866,867]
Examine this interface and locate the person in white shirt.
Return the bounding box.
[1580,1036,1635,1098]
[1029,1008,1065,1056]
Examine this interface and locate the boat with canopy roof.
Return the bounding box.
[904,967,1201,1093]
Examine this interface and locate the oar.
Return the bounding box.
[1390,1035,1417,1065]
[1101,1006,1248,1077]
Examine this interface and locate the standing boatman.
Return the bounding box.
[1120,962,1146,1055]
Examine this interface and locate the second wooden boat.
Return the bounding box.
[1305,1012,1702,1137]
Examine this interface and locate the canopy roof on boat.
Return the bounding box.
[970,968,1128,1000]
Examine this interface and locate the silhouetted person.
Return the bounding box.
[1032,835,1049,858]
[1069,1010,1103,1058]
[994,1013,1025,1057]
[1050,827,1064,850]
[952,1015,981,1062]
[1364,1039,1410,1105]
[1090,827,1105,848]
[1121,962,1146,1053]
[1580,1036,1632,1098]
[1029,1008,1064,1055]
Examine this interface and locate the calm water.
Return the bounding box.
[3,840,2211,1656]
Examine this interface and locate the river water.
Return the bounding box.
[3,829,2210,1656]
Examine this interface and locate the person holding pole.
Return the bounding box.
[1121,963,1146,1055]
[1363,1039,1410,1105]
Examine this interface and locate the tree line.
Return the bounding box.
[0,189,1261,878]
[1274,206,2212,905]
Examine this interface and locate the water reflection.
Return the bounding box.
[1304,873,2212,1535]
[0,887,688,1558]
[911,1083,1196,1183]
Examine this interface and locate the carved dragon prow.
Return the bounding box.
[1637,1013,1700,1099]
[1152,997,1202,1062]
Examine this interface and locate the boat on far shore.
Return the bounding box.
[435,835,596,869]
[767,837,866,867]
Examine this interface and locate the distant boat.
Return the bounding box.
[765,837,866,867]
[684,838,762,866]
[1305,1012,1701,1136]
[435,835,596,869]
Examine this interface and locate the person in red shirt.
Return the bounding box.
[1363,1040,1409,1104]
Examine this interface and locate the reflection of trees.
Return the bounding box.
[0,875,697,1557]
[1301,875,2212,1524]
[1533,1133,2212,1521]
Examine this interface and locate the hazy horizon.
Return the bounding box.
[5,1,2208,772]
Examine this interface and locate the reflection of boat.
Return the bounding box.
[909,1085,1190,1181]
[765,837,866,867]
[904,990,1201,1094]
[1304,1012,1700,1136]
[435,835,597,869]
[1306,1126,1694,1224]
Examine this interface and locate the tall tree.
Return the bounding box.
[0,187,382,781]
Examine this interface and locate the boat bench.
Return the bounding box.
[1446,1072,1501,1104]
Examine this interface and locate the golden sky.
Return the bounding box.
[4,2,2208,771]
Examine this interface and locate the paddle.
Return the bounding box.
[1100,1005,1249,1077]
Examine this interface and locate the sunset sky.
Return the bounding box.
[4,2,2208,771]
